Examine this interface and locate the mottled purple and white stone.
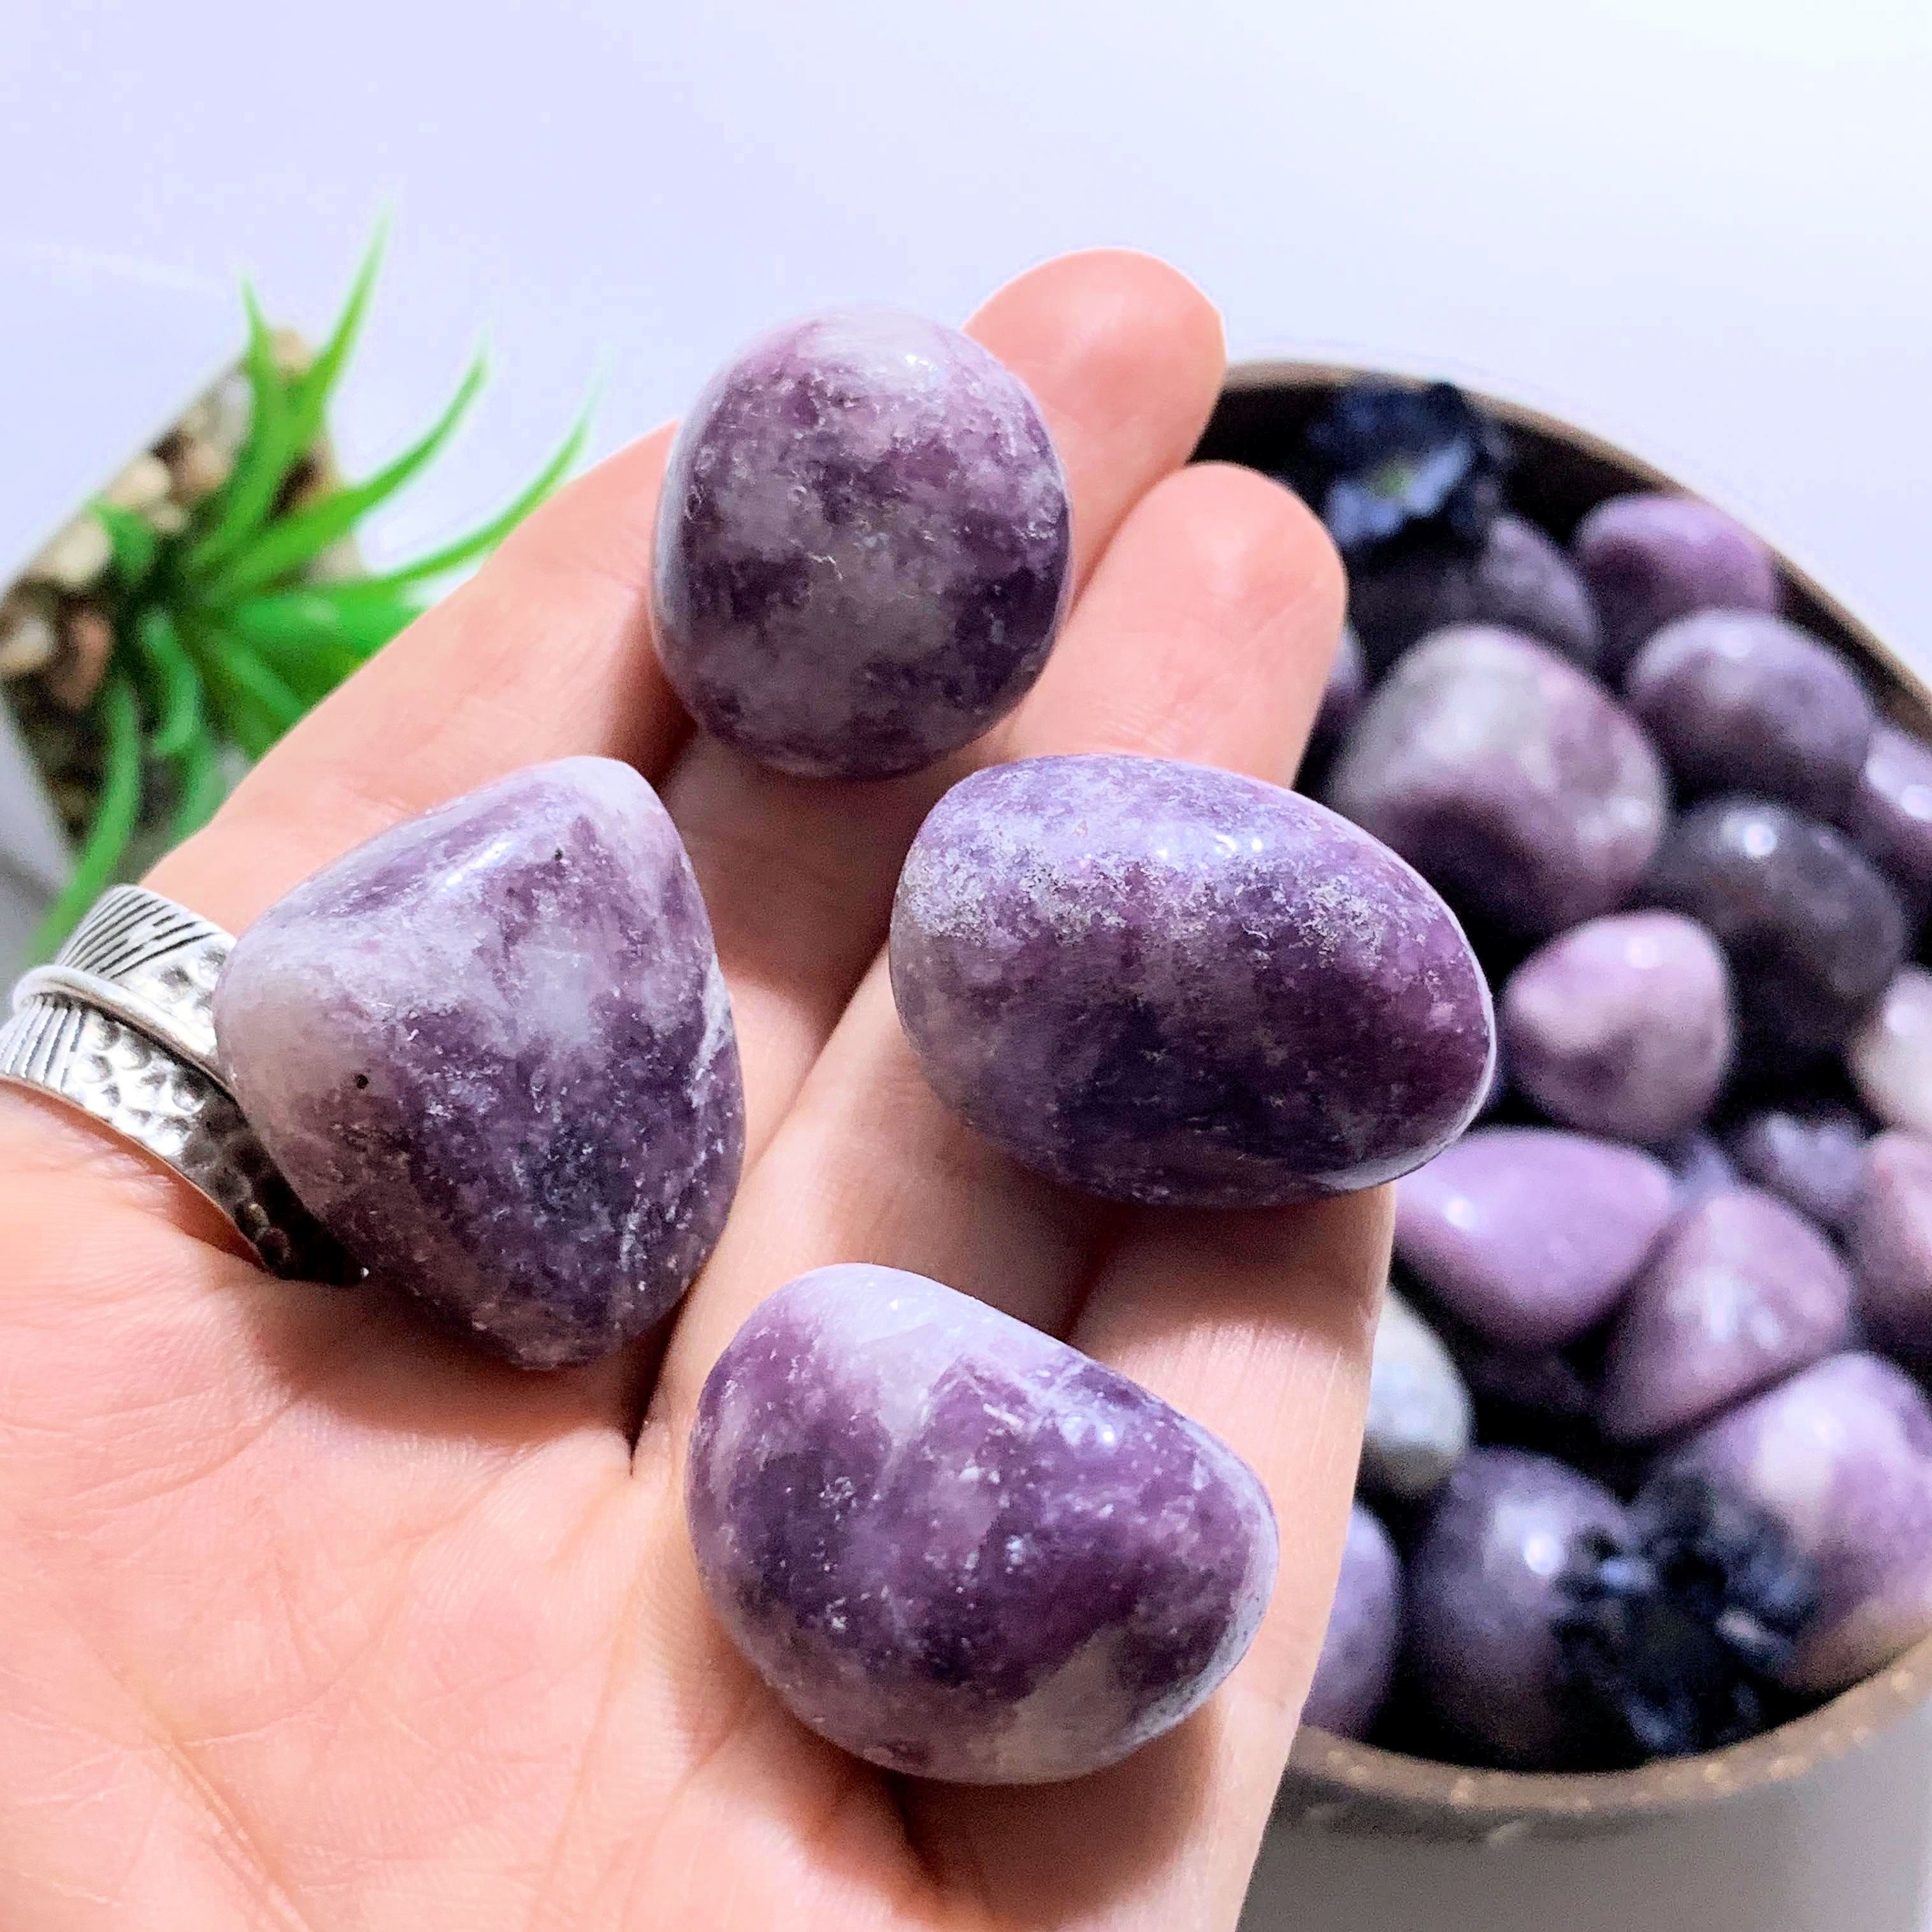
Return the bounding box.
[1570,492,1780,675]
[1324,626,1669,941]
[1661,1130,1743,1211]
[1724,1100,1870,1232]
[1849,966,1932,1139]
[1846,1132,1932,1357]
[1642,797,1908,1067]
[1499,910,1734,1144]
[890,754,1494,1209]
[684,1265,1278,1783]
[1598,1188,1854,1443]
[1394,1127,1676,1350]
[1302,1504,1402,1741]
[1837,721,1932,919]
[652,307,1072,779]
[214,759,745,1368]
[1406,1448,1627,1768]
[1667,1353,1932,1693]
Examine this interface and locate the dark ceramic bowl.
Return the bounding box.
[1197,359,1932,1843]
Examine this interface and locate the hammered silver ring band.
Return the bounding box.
[0,885,351,1281]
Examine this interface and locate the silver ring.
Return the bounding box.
[1,886,354,1282]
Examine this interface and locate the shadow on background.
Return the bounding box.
[1244,1707,1932,1932]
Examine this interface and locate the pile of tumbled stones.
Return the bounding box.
[1297,401,1932,1772]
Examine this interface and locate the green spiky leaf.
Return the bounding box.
[29,675,143,959]
[92,500,160,590]
[222,584,424,656]
[130,607,203,760]
[282,220,387,470]
[180,287,298,573]
[166,728,228,844]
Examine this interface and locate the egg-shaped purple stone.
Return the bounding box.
[1302,1504,1402,1740]
[1325,626,1669,941]
[214,759,746,1367]
[1394,1127,1676,1350]
[1838,721,1932,919]
[890,754,1494,1209]
[1499,910,1733,1143]
[1624,611,1875,817]
[1724,1100,1870,1231]
[1661,1130,1743,1211]
[1666,1353,1932,1693]
[1642,796,1907,1065]
[1846,1131,1932,1357]
[684,1265,1278,1783]
[1849,965,1932,1139]
[653,308,1072,779]
[1349,512,1602,674]
[1406,1448,1627,1768]
[1599,1187,1854,1442]
[1571,491,1779,674]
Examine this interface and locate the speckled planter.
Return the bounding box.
[1197,361,1932,1842]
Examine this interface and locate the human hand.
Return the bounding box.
[0,249,1381,1931]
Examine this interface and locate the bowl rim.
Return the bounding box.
[1220,356,1932,1824]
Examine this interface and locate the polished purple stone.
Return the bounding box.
[684,1265,1278,1783]
[214,759,745,1368]
[1599,1188,1854,1443]
[890,754,1494,1209]
[1499,910,1733,1143]
[1325,626,1669,941]
[1838,721,1932,918]
[1846,1131,1932,1357]
[1849,966,1932,1139]
[1724,1100,1870,1231]
[1624,611,1874,817]
[1394,1127,1675,1350]
[1407,1448,1627,1768]
[1661,1130,1742,1210]
[1667,1353,1932,1693]
[1642,796,1907,1066]
[652,307,1071,779]
[1348,512,1603,674]
[1302,1504,1402,1740]
[1571,491,1780,674]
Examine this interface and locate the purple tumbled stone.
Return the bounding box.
[1394,1127,1675,1350]
[1599,1187,1854,1443]
[1325,626,1669,941]
[1363,1287,1473,1500]
[1348,512,1603,674]
[1624,611,1875,818]
[214,758,745,1368]
[1642,796,1907,1066]
[684,1265,1278,1783]
[1667,1353,1932,1693]
[1846,1131,1932,1357]
[1302,1504,1402,1740]
[1406,1448,1627,1768]
[1724,1100,1870,1232]
[1661,1130,1742,1210]
[890,754,1494,1209]
[1849,965,1932,1139]
[1305,621,1367,765]
[652,307,1071,780]
[1571,491,1780,674]
[1837,721,1932,919]
[1499,910,1733,1143]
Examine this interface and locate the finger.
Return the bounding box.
[651,461,1347,1429]
[146,426,685,935]
[902,1192,1389,1932]
[663,249,1230,1152]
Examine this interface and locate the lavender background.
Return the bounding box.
[4,0,1932,1922]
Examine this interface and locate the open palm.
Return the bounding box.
[0,250,1386,1932]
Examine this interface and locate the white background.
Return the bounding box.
[6,1,1932,1922]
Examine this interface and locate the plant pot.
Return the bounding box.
[1196,359,1932,1842]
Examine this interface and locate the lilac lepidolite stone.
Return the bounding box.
[1724,1100,1870,1232]
[214,759,745,1368]
[1325,626,1669,941]
[652,308,1071,779]
[1846,1132,1932,1357]
[890,754,1494,1208]
[1302,1504,1402,1740]
[1499,910,1733,1143]
[1394,1127,1676,1350]
[1668,1353,1932,1692]
[1838,721,1932,918]
[685,1265,1278,1783]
